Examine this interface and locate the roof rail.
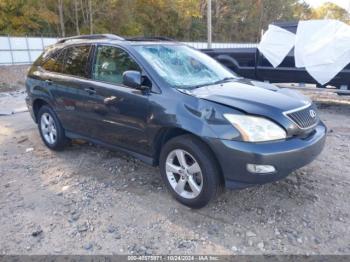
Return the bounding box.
[125,36,175,42]
[57,34,124,44]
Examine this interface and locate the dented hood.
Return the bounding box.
[183,79,310,116]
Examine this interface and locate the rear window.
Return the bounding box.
[34,45,61,66]
[62,45,91,78]
[42,50,65,73]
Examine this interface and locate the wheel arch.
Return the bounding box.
[32,98,52,123]
[153,127,225,185]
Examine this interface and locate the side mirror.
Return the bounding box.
[122,70,142,89]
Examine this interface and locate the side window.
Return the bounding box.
[63,45,91,78]
[92,46,141,86]
[42,50,65,73]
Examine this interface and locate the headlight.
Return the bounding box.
[224,114,286,142]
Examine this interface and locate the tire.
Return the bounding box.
[37,105,68,150]
[159,134,222,208]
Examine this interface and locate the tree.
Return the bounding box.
[311,2,350,23]
[0,0,58,35]
[74,0,80,35]
[58,0,65,37]
[1,0,349,42]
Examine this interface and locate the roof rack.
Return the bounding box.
[125,36,175,42]
[57,34,124,44]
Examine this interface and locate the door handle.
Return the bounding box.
[45,79,53,85]
[104,96,119,105]
[84,87,96,95]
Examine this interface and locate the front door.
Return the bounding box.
[86,45,151,155]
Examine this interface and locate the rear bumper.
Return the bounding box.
[206,122,327,189]
[25,95,36,122]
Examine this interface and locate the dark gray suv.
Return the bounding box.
[25,34,326,208]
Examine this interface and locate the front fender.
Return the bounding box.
[148,90,244,142]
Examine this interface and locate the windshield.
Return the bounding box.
[134,44,237,89]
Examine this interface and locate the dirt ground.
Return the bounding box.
[0,66,350,255]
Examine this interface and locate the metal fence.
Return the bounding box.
[184,42,258,49]
[0,35,257,65]
[0,36,58,65]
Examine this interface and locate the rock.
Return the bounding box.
[17,137,28,143]
[178,240,193,249]
[129,244,152,255]
[313,237,321,244]
[83,243,93,250]
[69,212,80,222]
[257,241,265,251]
[77,222,88,232]
[107,225,116,233]
[208,224,220,235]
[275,228,280,236]
[231,246,238,252]
[31,229,43,237]
[25,148,34,153]
[114,232,122,239]
[246,231,257,237]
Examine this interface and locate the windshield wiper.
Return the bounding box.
[191,77,236,89]
[212,77,236,85]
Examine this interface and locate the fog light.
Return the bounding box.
[247,164,276,174]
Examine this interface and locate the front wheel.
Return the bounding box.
[159,135,222,208]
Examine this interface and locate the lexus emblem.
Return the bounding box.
[309,109,317,118]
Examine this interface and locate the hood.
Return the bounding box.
[182,79,311,116]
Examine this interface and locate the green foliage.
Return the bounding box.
[311,2,350,23]
[0,0,58,35]
[0,0,349,41]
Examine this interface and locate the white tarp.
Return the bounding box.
[258,20,350,85]
[258,25,296,68]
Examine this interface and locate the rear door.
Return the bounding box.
[49,45,97,136]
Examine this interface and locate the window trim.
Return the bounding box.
[40,48,65,73]
[62,44,93,79]
[91,44,145,89]
[40,43,93,81]
[90,43,161,94]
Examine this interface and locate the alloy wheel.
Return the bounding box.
[165,149,203,199]
[40,112,57,145]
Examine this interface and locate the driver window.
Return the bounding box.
[92,45,141,86]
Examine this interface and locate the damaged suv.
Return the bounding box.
[25,34,326,208]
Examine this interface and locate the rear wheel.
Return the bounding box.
[37,105,68,150]
[159,135,222,208]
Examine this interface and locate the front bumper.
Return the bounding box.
[207,122,327,189]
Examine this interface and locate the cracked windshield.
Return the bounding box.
[134,45,236,88]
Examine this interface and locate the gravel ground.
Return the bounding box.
[0,65,28,92]
[0,66,349,255]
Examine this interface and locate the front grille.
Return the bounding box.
[285,104,319,129]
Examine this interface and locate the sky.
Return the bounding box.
[304,0,350,10]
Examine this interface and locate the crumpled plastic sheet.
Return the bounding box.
[258,19,350,85]
[258,24,296,68]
